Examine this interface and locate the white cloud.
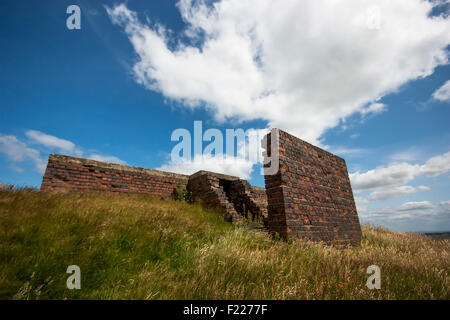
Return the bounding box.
[157,153,254,179]
[359,103,387,118]
[326,146,367,157]
[0,135,46,173]
[88,154,127,165]
[431,0,450,5]
[396,201,435,212]
[358,200,450,232]
[350,151,450,192]
[420,151,450,177]
[0,131,126,174]
[107,1,450,144]
[361,201,436,220]
[432,80,450,102]
[367,185,429,201]
[354,196,369,210]
[26,130,83,156]
[350,162,420,191]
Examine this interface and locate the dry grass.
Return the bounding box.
[0,189,448,300]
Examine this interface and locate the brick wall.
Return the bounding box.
[187,171,268,223]
[264,129,362,246]
[187,171,241,222]
[40,156,268,223]
[250,186,268,213]
[41,136,361,248]
[40,154,188,198]
[228,180,268,223]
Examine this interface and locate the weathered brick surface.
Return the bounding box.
[250,186,268,214]
[40,134,359,247]
[40,155,269,222]
[228,180,268,224]
[187,171,268,222]
[264,129,362,246]
[38,129,363,246]
[40,154,188,198]
[187,171,240,222]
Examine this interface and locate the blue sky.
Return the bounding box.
[0,0,449,232]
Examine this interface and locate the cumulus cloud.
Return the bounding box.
[432,79,450,102]
[359,103,387,118]
[26,130,83,156]
[361,201,436,220]
[157,154,254,179]
[0,131,126,174]
[396,201,435,212]
[88,154,127,165]
[350,151,450,192]
[350,151,450,204]
[367,185,430,201]
[0,135,46,173]
[106,0,450,144]
[359,200,450,232]
[420,151,450,176]
[326,146,367,157]
[350,162,420,191]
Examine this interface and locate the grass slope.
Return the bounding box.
[0,190,448,300]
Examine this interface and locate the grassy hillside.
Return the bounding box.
[0,190,448,300]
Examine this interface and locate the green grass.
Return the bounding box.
[0,189,448,300]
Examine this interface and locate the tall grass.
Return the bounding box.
[0,190,448,299]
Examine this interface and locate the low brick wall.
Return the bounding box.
[250,186,268,213]
[187,171,268,222]
[228,180,268,223]
[40,156,267,222]
[264,129,362,246]
[40,154,188,198]
[187,171,241,222]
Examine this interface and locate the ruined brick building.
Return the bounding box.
[40,129,362,246]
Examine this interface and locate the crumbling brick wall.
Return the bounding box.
[187,171,240,222]
[250,186,268,215]
[40,155,268,222]
[264,129,362,246]
[40,154,188,198]
[227,180,268,224]
[187,171,268,223]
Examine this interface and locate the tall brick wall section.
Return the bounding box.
[264,129,362,246]
[40,154,188,198]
